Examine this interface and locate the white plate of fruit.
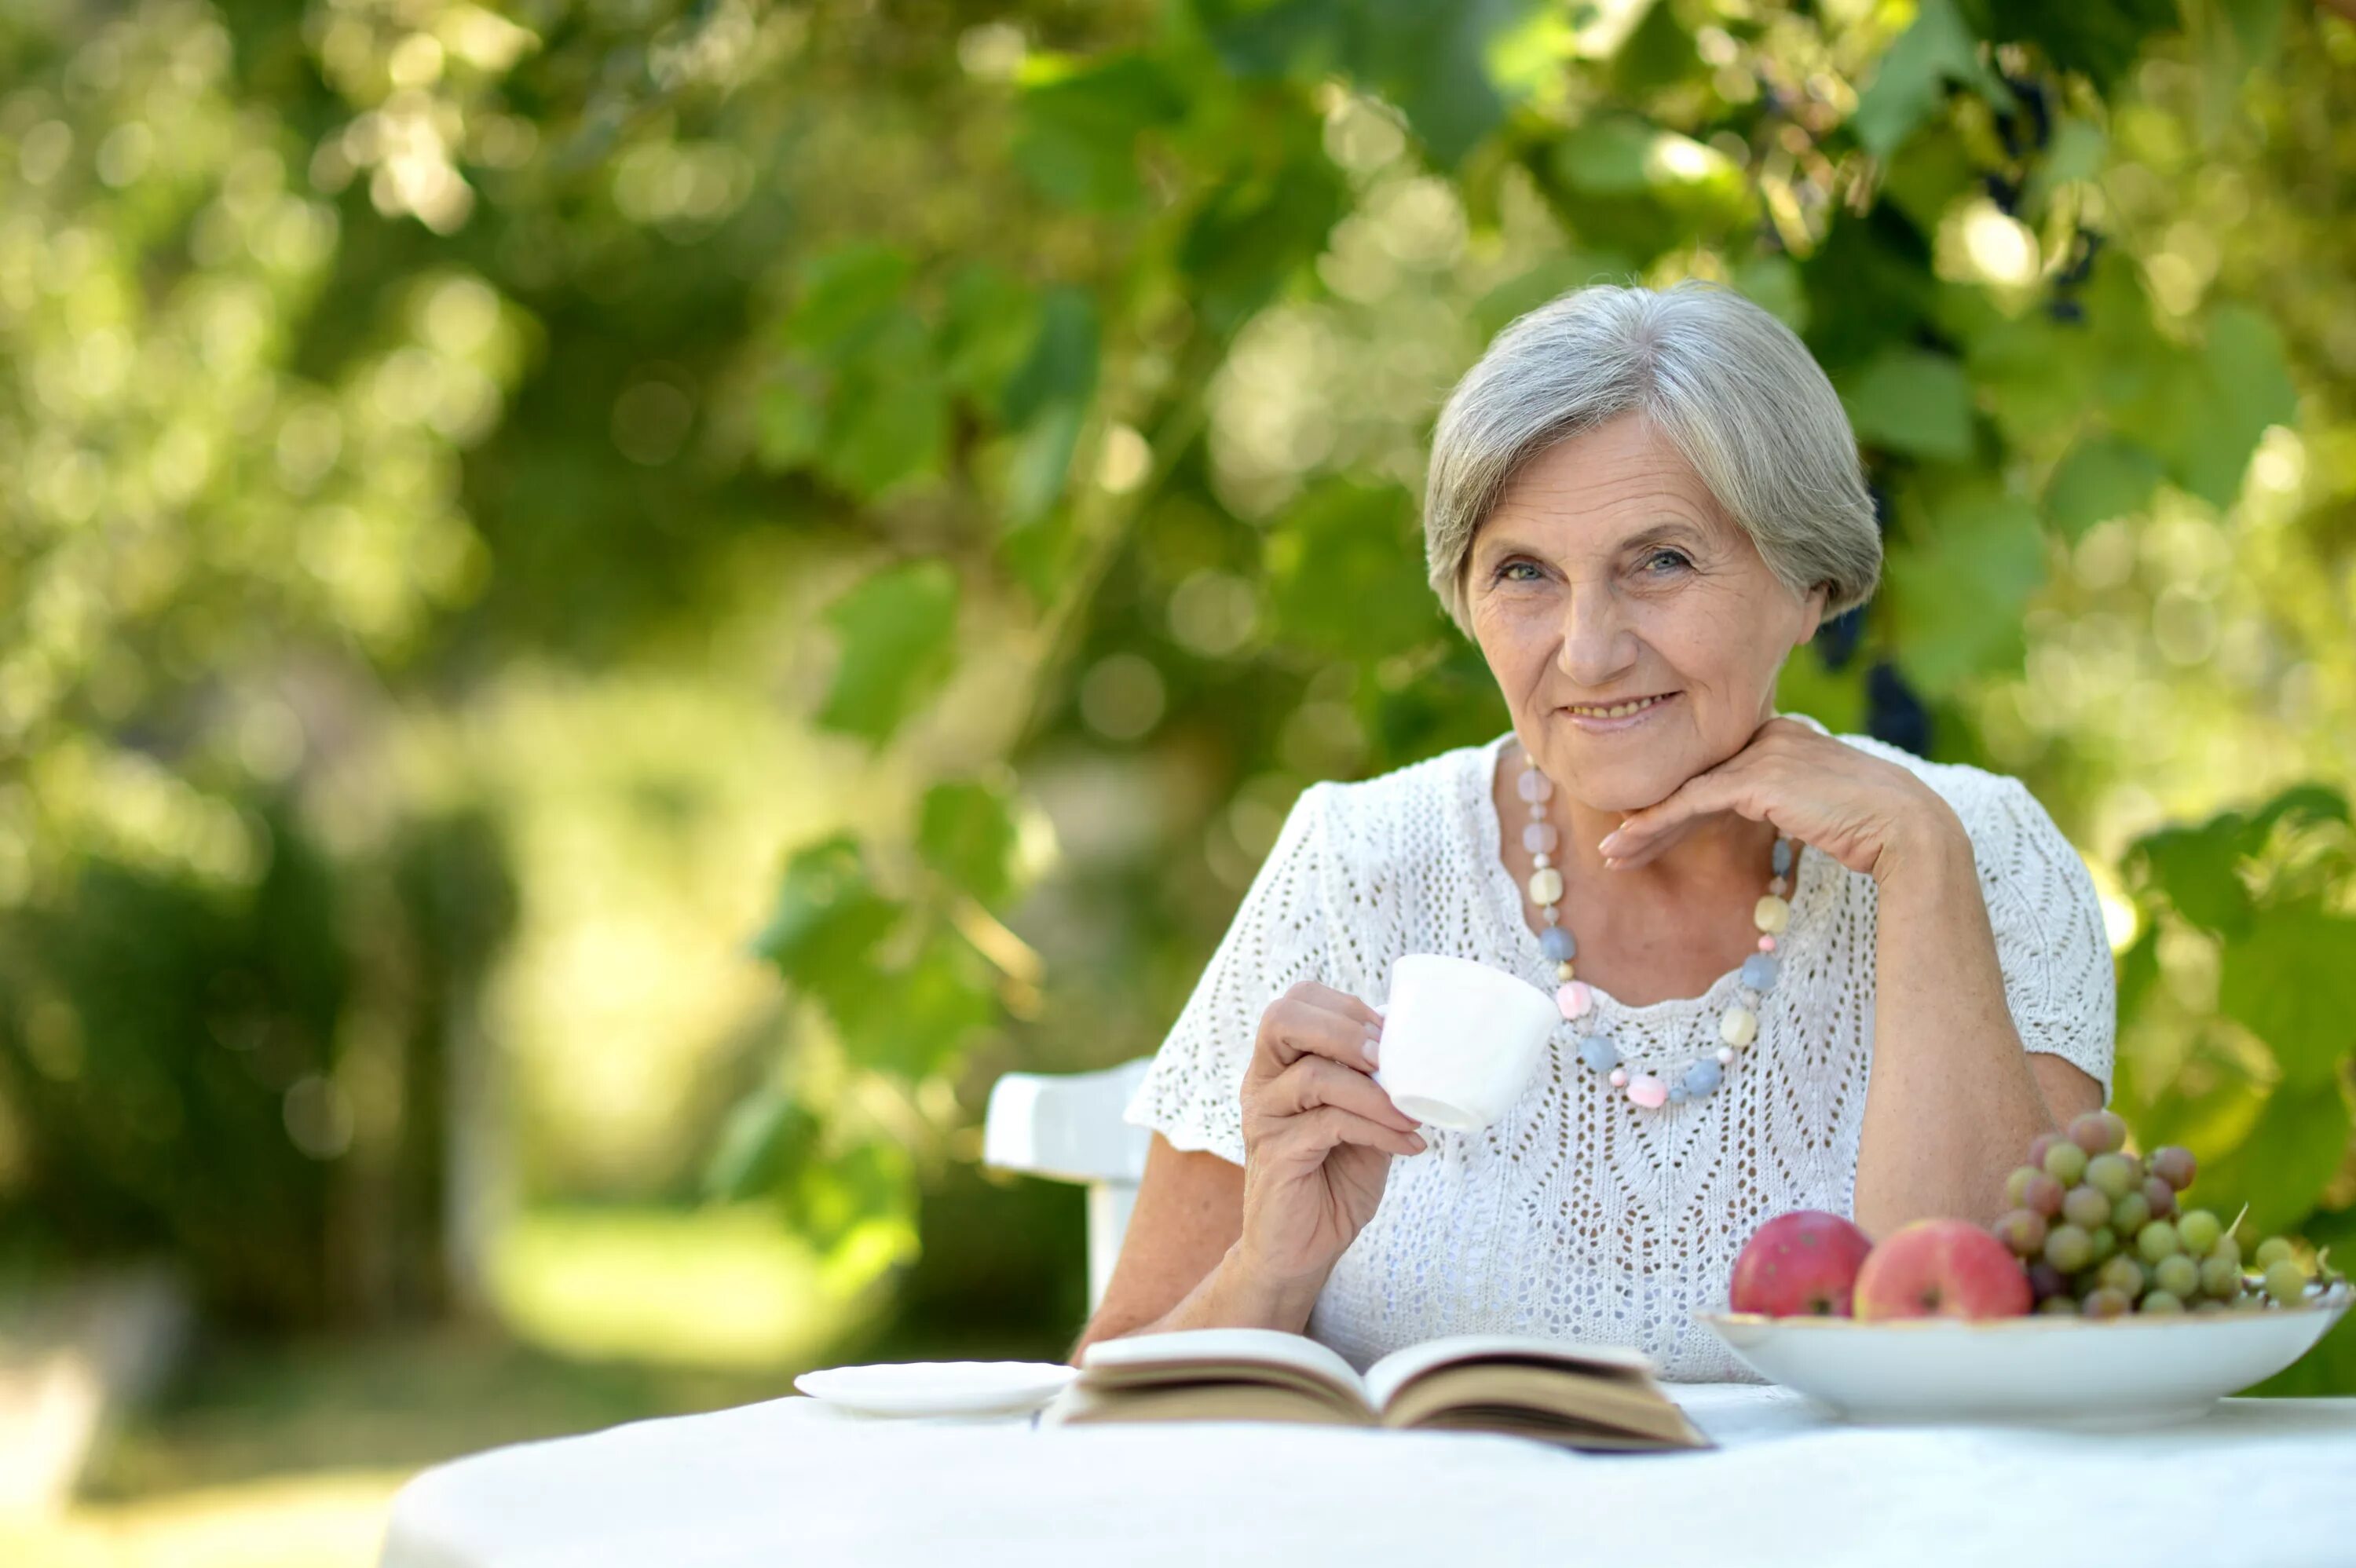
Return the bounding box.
[1696,1112,2348,1428]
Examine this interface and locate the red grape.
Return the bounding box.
[2149,1145,2197,1192]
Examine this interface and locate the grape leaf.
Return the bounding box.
[1842,348,1975,462]
[2043,434,2162,540]
[817,561,960,744]
[918,779,1019,905]
[2217,908,2356,1090]
[2194,1081,2353,1240]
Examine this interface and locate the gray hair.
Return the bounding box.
[1423,280,1881,637]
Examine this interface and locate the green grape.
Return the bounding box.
[2039,1295,2080,1316]
[2264,1259,2308,1305]
[2198,1255,2243,1299]
[1992,1210,2048,1257]
[2098,1254,2146,1298]
[2081,1287,2132,1319]
[2175,1209,2222,1255]
[2208,1233,2242,1270]
[2140,1289,2186,1314]
[2067,1110,2127,1155]
[2062,1185,2111,1229]
[2004,1165,2041,1208]
[2109,1190,2151,1238]
[2138,1219,2182,1263]
[2255,1237,2296,1270]
[2088,1225,2118,1263]
[2153,1253,2201,1299]
[2043,1223,2094,1274]
[2193,1299,2230,1314]
[2084,1152,2139,1199]
[2043,1141,2089,1185]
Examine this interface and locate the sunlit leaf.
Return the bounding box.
[1180,151,1348,336]
[2043,434,2161,540]
[1886,484,2044,693]
[753,835,902,996]
[1842,348,1975,462]
[816,561,960,743]
[702,1087,821,1201]
[2196,1082,2353,1239]
[1264,480,1447,660]
[1850,0,2005,158]
[918,779,1018,905]
[1013,53,1188,210]
[2218,908,2356,1090]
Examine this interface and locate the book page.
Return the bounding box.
[1362,1333,1655,1412]
[1377,1364,1707,1448]
[1081,1328,1369,1406]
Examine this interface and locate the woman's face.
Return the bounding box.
[1464,413,1827,813]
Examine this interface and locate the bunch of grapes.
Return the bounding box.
[1989,1110,2326,1318]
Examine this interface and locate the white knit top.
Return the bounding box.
[1123,719,2117,1380]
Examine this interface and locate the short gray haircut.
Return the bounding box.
[1423,280,1882,637]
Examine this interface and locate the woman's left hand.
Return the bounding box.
[1594,715,1964,885]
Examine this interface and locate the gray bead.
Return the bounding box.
[1772,839,1794,875]
[1578,1035,1620,1074]
[1539,926,1576,962]
[1668,1086,1688,1103]
[1684,1058,1724,1096]
[1741,953,1780,992]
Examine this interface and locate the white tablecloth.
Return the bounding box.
[379,1385,2356,1567]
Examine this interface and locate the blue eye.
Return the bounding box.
[1646,550,1691,573]
[1494,560,1542,583]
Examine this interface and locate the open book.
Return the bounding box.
[1037,1329,1710,1453]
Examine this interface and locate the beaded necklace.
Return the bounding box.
[1514,742,1792,1110]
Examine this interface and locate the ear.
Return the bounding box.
[1794,583,1830,647]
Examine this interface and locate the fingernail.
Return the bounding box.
[1364,1039,1379,1066]
[1597,832,1624,854]
[1408,1135,1427,1153]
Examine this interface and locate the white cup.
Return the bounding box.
[1370,953,1560,1132]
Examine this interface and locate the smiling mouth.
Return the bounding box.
[1564,693,1678,719]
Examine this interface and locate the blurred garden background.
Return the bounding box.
[2,0,2354,1561]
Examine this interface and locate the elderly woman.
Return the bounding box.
[1075,280,2116,1380]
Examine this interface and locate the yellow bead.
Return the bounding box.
[1528,867,1564,905]
[1753,894,1791,934]
[1557,961,1575,983]
[1719,1005,1758,1047]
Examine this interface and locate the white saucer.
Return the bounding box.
[793,1360,1078,1418]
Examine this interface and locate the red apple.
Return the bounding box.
[1729,1210,1875,1316]
[1853,1219,2034,1321]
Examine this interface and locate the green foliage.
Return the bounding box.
[815,564,963,744]
[2115,785,2356,1390]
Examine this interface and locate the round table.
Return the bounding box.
[379,1384,2356,1566]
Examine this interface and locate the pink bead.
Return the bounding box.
[1608,1068,1628,1088]
[1758,935,1776,952]
[1557,981,1591,1020]
[1523,821,1559,854]
[1626,1074,1669,1109]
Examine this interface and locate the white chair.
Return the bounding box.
[982,1058,1152,1310]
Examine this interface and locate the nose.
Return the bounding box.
[1555,577,1638,688]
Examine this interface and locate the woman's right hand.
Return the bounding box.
[1234,981,1425,1308]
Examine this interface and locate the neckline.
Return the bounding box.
[1471,726,1820,1022]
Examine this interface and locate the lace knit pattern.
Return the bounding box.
[1123,722,2117,1380]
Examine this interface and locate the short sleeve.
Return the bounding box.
[1975,777,2118,1101]
[1122,783,1338,1166]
